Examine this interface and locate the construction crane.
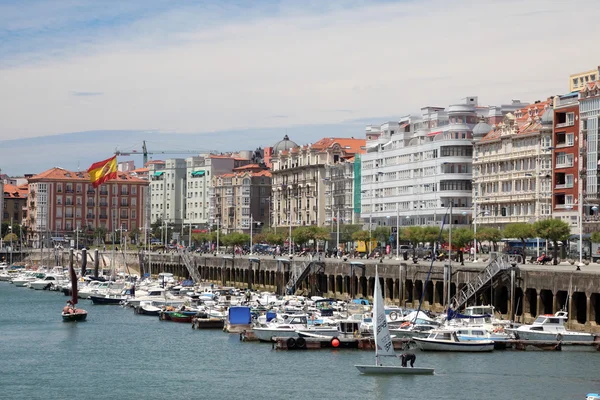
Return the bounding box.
[114,140,218,167]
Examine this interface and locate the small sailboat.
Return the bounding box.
[355,267,434,375]
[61,263,88,322]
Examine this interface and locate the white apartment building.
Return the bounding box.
[149,158,187,227]
[361,97,484,229]
[473,100,553,227]
[580,81,600,231]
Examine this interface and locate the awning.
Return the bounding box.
[192,170,205,177]
[427,130,442,137]
[153,171,164,177]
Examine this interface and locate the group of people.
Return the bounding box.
[62,300,77,314]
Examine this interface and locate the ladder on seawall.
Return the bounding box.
[285,261,309,294]
[449,254,518,310]
[180,252,202,283]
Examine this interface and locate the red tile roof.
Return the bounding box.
[28,167,148,185]
[479,99,552,142]
[278,137,366,157]
[3,183,28,198]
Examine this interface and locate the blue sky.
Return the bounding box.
[1,0,600,174]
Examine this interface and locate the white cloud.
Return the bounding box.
[0,0,598,141]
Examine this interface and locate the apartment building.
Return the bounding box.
[270,136,365,229]
[213,165,272,234]
[324,153,363,226]
[362,97,489,228]
[474,100,553,228]
[580,80,600,233]
[3,183,28,226]
[552,92,580,229]
[27,167,148,247]
[570,66,600,92]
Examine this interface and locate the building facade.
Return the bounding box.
[580,80,600,233]
[570,67,600,92]
[3,183,28,226]
[362,97,494,229]
[552,92,580,230]
[270,136,365,230]
[474,100,553,228]
[324,155,363,226]
[212,167,272,234]
[27,167,148,247]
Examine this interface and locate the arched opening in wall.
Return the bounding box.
[405,280,414,303]
[352,276,360,298]
[414,280,423,304]
[425,280,434,305]
[540,289,553,315]
[270,271,276,286]
[572,292,587,324]
[495,285,509,314]
[217,267,222,282]
[525,288,537,316]
[435,282,444,306]
[395,279,400,301]
[329,275,335,293]
[360,276,368,297]
[344,276,350,295]
[386,278,394,300]
[450,282,456,300]
[515,287,524,317]
[284,271,290,287]
[556,290,568,312]
[368,277,375,298]
[335,275,343,293]
[591,293,600,324]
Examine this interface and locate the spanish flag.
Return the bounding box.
[87,155,118,188]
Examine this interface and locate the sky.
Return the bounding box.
[1,0,600,174]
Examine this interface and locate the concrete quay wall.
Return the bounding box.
[145,254,600,334]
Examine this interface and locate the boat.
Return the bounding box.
[586,394,600,400]
[133,301,161,316]
[90,293,127,305]
[507,311,595,342]
[355,267,434,375]
[160,311,194,323]
[252,314,339,342]
[412,329,495,352]
[62,263,87,322]
[29,274,64,290]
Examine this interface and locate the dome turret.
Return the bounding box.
[272,135,298,153]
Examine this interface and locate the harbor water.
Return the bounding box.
[1,283,599,400]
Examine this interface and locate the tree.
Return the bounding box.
[266,232,285,246]
[151,218,163,240]
[292,227,311,249]
[94,227,107,245]
[534,219,571,265]
[476,227,503,252]
[373,226,391,246]
[449,228,474,265]
[339,224,362,244]
[351,230,371,242]
[128,228,140,244]
[3,233,18,245]
[503,223,535,264]
[421,226,441,246]
[403,226,424,248]
[305,226,330,249]
[252,232,268,244]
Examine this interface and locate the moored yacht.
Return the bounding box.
[252,315,338,342]
[508,311,595,342]
[413,329,495,352]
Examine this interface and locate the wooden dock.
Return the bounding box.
[272,336,411,351]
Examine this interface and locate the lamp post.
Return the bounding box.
[74,228,81,251]
[250,215,254,255]
[288,205,292,257]
[336,209,341,251]
[8,225,13,265]
[395,206,400,260]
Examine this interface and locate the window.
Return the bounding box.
[567,112,574,126]
[566,174,574,188]
[566,133,574,146]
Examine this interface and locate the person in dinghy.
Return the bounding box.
[400,352,416,368]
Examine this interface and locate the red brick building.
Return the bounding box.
[552,92,580,227]
[27,167,148,247]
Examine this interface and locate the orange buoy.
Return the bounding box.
[331,338,340,348]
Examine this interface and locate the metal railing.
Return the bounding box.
[180,252,201,283]
[449,254,520,310]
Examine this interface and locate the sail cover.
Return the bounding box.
[374,269,395,357]
[69,264,78,305]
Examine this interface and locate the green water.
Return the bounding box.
[1,283,599,400]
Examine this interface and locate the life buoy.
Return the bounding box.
[400,321,411,328]
[389,312,398,321]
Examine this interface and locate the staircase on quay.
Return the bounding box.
[449,254,520,310]
[180,252,202,283]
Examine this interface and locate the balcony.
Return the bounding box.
[100,190,108,195]
[87,202,95,207]
[87,189,95,194]
[65,214,74,218]
[65,189,74,194]
[86,214,95,219]
[99,215,108,219]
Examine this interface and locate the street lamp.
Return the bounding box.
[74,228,82,250]
[8,225,13,265]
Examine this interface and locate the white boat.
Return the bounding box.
[11,272,41,287]
[29,274,64,290]
[252,315,338,342]
[508,311,595,342]
[413,329,495,352]
[355,268,434,375]
[586,394,600,400]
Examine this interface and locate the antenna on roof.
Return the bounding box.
[77,161,80,172]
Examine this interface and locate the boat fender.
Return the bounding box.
[400,321,410,328]
[354,330,360,339]
[556,333,563,342]
[296,337,306,349]
[287,337,297,349]
[389,312,398,321]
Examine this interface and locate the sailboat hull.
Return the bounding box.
[355,365,434,375]
[62,311,88,322]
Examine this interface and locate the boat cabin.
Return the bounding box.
[530,314,568,330]
[463,305,494,316]
[427,330,460,342]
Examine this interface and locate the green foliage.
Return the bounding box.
[591,232,600,244]
[534,218,571,265]
[128,228,140,242]
[292,227,311,247]
[373,226,391,244]
[403,226,423,246]
[3,233,18,243]
[339,224,362,243]
[421,226,440,245]
[503,223,535,242]
[266,232,285,246]
[351,230,371,242]
[450,227,474,248]
[252,233,268,244]
[476,227,502,243]
[192,232,210,244]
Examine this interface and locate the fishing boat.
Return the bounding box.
[62,263,87,322]
[355,268,434,375]
[507,311,595,342]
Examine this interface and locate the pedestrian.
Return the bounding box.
[400,352,416,367]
